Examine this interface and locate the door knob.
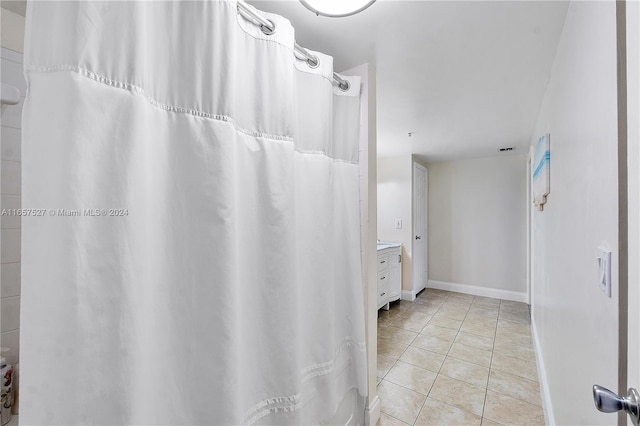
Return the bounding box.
[593,385,640,425]
[415,235,421,240]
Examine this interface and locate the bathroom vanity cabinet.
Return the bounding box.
[376,242,402,310]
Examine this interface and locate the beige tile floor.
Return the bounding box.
[376,289,545,426]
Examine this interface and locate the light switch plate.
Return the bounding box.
[597,246,612,297]
[395,220,402,229]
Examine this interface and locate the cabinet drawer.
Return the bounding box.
[377,271,389,303]
[377,291,388,308]
[378,270,389,288]
[377,253,389,269]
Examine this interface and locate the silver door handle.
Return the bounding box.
[415,235,421,240]
[593,385,640,425]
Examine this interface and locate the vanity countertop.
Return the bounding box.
[377,241,401,250]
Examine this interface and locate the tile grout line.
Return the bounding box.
[377,300,422,383]
[431,292,534,425]
[410,292,455,425]
[379,411,410,426]
[479,300,542,425]
[447,294,490,422]
[379,290,534,425]
[409,292,451,424]
[480,299,502,424]
[412,292,479,424]
[376,292,443,424]
[434,292,500,422]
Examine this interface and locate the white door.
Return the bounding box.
[412,163,427,296]
[593,3,640,424]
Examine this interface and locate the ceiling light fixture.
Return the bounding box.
[299,0,377,17]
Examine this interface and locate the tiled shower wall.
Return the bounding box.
[1,45,25,366]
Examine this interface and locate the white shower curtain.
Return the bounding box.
[20,1,366,424]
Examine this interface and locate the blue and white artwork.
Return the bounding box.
[533,133,550,210]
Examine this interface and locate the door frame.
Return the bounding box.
[527,148,534,307]
[623,1,639,425]
[411,162,428,297]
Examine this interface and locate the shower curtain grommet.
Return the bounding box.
[306,55,320,69]
[259,18,276,35]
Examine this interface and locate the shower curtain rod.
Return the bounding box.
[237,0,351,91]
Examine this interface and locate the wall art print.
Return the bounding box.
[533,133,550,211]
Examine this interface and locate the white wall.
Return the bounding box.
[426,155,527,301]
[530,1,619,424]
[1,7,25,367]
[377,156,412,292]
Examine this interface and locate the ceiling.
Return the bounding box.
[249,0,569,162]
[2,0,569,162]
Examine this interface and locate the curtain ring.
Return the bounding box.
[260,19,276,35]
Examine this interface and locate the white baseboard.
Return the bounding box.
[401,290,416,301]
[427,280,527,303]
[532,316,555,426]
[365,395,380,426]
